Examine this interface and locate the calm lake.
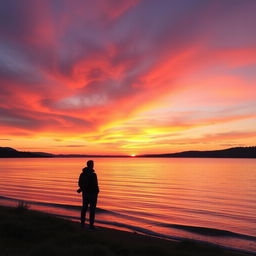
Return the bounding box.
[0,157,255,253]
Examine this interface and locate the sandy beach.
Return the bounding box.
[0,205,252,256]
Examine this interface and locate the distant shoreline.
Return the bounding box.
[0,146,255,158]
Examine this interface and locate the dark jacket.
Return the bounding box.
[78,167,99,194]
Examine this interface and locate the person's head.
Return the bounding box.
[87,160,94,169]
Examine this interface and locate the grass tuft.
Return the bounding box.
[15,201,30,212]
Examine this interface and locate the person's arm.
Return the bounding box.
[77,173,82,193]
[94,173,99,193]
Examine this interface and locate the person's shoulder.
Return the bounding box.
[80,170,87,177]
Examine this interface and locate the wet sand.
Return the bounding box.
[0,205,253,256]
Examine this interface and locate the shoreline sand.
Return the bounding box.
[0,205,253,256]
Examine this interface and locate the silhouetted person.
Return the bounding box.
[78,160,99,229]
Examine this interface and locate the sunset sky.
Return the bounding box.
[0,0,256,155]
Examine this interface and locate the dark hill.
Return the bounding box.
[140,147,256,158]
[0,147,53,158]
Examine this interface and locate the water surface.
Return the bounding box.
[0,157,255,253]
